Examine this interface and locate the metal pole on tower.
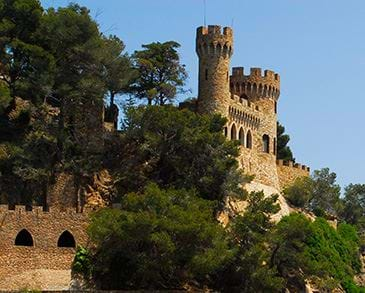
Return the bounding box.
[204,0,207,26]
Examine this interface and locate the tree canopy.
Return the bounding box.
[277,122,294,161]
[131,41,187,105]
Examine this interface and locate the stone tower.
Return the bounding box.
[196,25,233,114]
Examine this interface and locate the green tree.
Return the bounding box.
[215,191,283,292]
[283,176,314,208]
[37,4,107,169]
[270,214,362,291]
[132,41,187,105]
[282,168,341,216]
[101,35,135,108]
[310,168,341,216]
[87,183,233,290]
[277,122,294,161]
[341,184,365,231]
[0,0,54,103]
[107,105,244,205]
[37,4,106,104]
[270,213,314,290]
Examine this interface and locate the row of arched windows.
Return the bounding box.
[228,124,252,149]
[14,229,76,248]
[226,124,274,154]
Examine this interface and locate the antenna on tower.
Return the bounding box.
[231,18,234,28]
[203,0,207,26]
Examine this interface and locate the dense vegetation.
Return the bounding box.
[1,1,365,292]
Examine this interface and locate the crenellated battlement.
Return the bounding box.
[0,204,82,215]
[196,25,233,58]
[276,160,310,173]
[230,67,280,100]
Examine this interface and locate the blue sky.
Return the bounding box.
[40,0,365,189]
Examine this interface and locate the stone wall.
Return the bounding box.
[276,159,310,190]
[0,205,89,290]
[225,94,280,189]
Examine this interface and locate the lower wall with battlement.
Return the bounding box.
[276,160,310,190]
[239,147,280,189]
[0,205,89,290]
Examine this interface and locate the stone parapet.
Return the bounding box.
[276,160,310,190]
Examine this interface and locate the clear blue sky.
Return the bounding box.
[40,0,365,189]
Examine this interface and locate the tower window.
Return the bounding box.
[246,130,252,149]
[230,124,237,140]
[263,134,270,153]
[224,127,228,137]
[205,69,208,80]
[274,101,277,114]
[239,128,244,145]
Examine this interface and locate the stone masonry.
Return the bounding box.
[0,205,89,290]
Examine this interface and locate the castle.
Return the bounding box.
[0,25,310,290]
[196,25,309,196]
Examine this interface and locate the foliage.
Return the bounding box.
[282,168,341,217]
[108,105,244,205]
[341,184,365,232]
[215,191,283,292]
[270,214,362,291]
[310,168,341,216]
[132,41,187,105]
[73,245,92,276]
[0,82,11,115]
[283,176,314,208]
[277,122,294,161]
[87,183,233,290]
[101,35,136,107]
[0,0,55,103]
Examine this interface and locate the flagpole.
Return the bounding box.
[204,0,207,27]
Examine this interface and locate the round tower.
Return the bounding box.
[196,25,233,114]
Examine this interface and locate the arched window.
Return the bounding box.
[246,130,252,149]
[224,126,228,137]
[239,128,244,145]
[205,69,208,80]
[57,231,76,248]
[230,124,237,140]
[15,229,33,246]
[263,134,270,153]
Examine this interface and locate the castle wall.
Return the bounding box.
[225,94,280,189]
[0,205,89,290]
[276,160,310,190]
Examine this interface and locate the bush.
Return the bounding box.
[283,177,313,208]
